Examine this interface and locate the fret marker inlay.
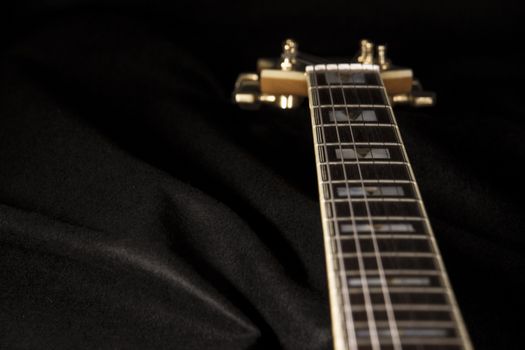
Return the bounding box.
[336,186,406,197]
[340,223,416,233]
[335,148,391,160]
[329,109,379,122]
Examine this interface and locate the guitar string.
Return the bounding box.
[373,73,422,347]
[322,65,378,349]
[368,70,423,345]
[328,70,381,349]
[320,64,376,349]
[375,74,432,348]
[359,69,407,347]
[383,90,470,347]
[310,65,358,348]
[375,72,466,347]
[337,64,402,349]
[347,70,435,346]
[369,72,446,348]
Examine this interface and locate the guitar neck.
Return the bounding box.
[306,63,472,350]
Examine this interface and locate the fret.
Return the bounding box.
[338,237,432,254]
[329,179,415,184]
[348,291,448,306]
[319,125,399,143]
[355,338,463,347]
[334,216,425,221]
[313,106,393,125]
[322,142,401,147]
[347,275,442,288]
[354,327,457,338]
[315,69,381,86]
[356,336,462,347]
[317,104,391,108]
[353,321,456,328]
[330,183,417,199]
[357,344,464,350]
[347,304,451,312]
[314,87,389,106]
[343,256,437,271]
[333,198,420,203]
[344,270,443,277]
[349,287,447,295]
[333,201,423,217]
[313,85,384,90]
[336,219,426,235]
[324,163,412,181]
[338,253,435,259]
[352,310,453,322]
[325,161,408,165]
[349,287,448,304]
[323,145,405,162]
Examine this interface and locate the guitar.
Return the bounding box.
[233,39,473,350]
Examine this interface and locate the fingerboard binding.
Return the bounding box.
[306,64,473,350]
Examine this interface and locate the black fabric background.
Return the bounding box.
[0,1,523,349]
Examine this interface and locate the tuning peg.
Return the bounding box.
[390,80,436,107]
[377,45,391,70]
[357,39,375,64]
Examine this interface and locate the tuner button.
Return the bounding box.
[281,38,299,71]
[283,38,298,53]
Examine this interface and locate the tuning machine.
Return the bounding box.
[233,38,436,110]
[358,39,436,107]
[233,39,306,110]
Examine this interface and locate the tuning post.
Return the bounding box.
[281,38,299,71]
[377,45,391,71]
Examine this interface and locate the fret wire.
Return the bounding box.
[341,270,443,277]
[338,234,431,240]
[313,105,396,126]
[347,287,447,294]
[310,85,385,89]
[324,161,409,165]
[317,121,396,127]
[317,104,389,108]
[363,73,442,348]
[354,338,464,346]
[353,320,457,328]
[346,304,452,312]
[334,216,426,221]
[320,142,403,146]
[317,65,364,348]
[309,66,358,348]
[326,179,416,184]
[337,252,436,258]
[336,66,402,350]
[331,198,422,203]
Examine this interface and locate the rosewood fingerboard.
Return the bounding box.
[306,64,472,350]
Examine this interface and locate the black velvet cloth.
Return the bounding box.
[0,2,523,349]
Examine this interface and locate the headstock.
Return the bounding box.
[233,39,435,109]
